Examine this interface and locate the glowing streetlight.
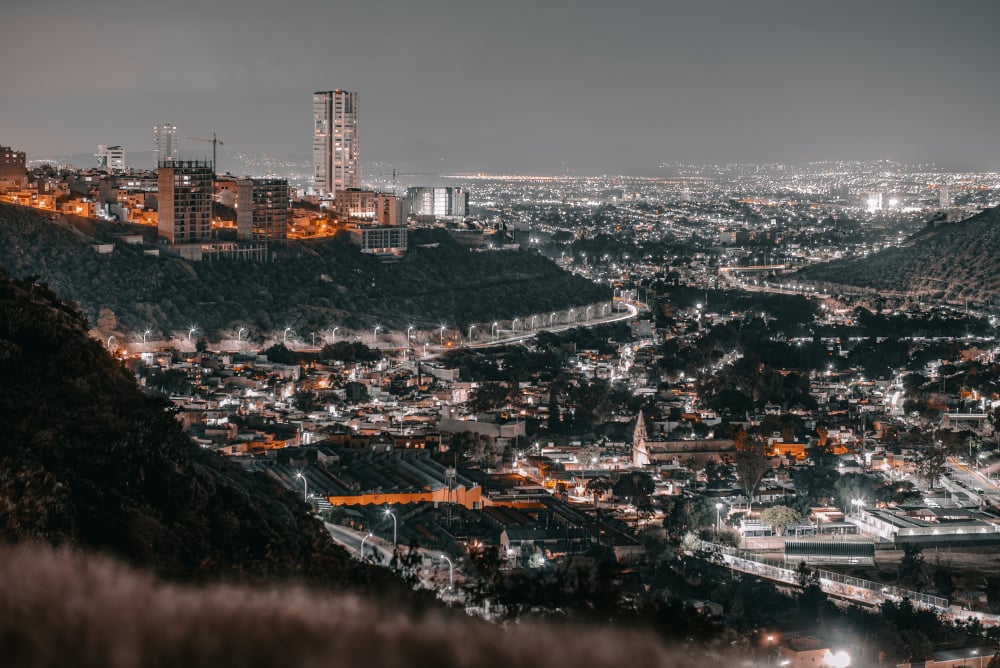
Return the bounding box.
[106,335,115,350]
[491,321,499,340]
[440,554,454,592]
[407,324,414,345]
[332,326,339,343]
[360,532,373,558]
[972,650,983,668]
[569,308,576,321]
[142,328,151,345]
[439,324,447,344]
[295,471,308,501]
[187,326,197,343]
[715,502,723,535]
[283,326,292,344]
[531,315,538,330]
[237,326,247,342]
[550,312,557,326]
[468,324,476,343]
[373,324,382,345]
[586,306,593,320]
[384,506,397,548]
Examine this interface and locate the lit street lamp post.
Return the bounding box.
[407,324,414,346]
[439,324,446,345]
[384,506,397,548]
[237,326,246,342]
[467,324,475,344]
[715,502,723,537]
[107,335,115,350]
[360,532,373,559]
[283,326,292,344]
[187,326,196,343]
[440,554,454,592]
[332,326,339,343]
[142,328,151,345]
[296,471,308,501]
[373,324,382,346]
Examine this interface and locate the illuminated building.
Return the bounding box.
[335,189,402,226]
[95,145,126,173]
[237,177,289,241]
[153,124,178,166]
[157,159,213,244]
[407,186,468,219]
[312,90,359,196]
[0,145,26,191]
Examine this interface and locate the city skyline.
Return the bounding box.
[2,0,999,175]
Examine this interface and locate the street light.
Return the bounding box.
[283,326,292,344]
[550,312,557,326]
[373,324,382,346]
[440,554,454,592]
[107,335,115,349]
[468,324,476,343]
[972,650,983,668]
[187,326,197,343]
[360,532,373,559]
[531,315,538,331]
[407,324,414,345]
[384,506,397,548]
[491,321,499,340]
[237,326,246,342]
[439,324,447,344]
[295,471,308,501]
[142,328,151,345]
[715,502,723,536]
[332,326,339,343]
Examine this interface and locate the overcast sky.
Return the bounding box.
[2,0,998,174]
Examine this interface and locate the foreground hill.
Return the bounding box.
[0,202,609,339]
[794,206,1000,305]
[0,268,408,596]
[0,545,716,668]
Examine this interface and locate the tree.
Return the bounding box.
[613,471,654,508]
[915,443,949,490]
[899,544,924,584]
[734,434,770,511]
[760,505,802,535]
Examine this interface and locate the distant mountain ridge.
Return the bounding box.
[0,202,609,341]
[794,206,1000,306]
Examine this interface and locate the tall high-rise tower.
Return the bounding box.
[313,90,359,196]
[153,124,178,166]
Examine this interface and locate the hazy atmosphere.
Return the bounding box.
[3,0,999,173]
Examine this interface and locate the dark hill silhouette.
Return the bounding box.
[0,268,410,597]
[0,202,609,340]
[794,206,1000,306]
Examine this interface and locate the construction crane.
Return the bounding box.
[187,133,223,175]
[377,169,437,189]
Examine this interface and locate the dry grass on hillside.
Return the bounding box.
[0,545,737,668]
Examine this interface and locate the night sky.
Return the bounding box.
[3,0,998,174]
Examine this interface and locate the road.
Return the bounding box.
[945,457,1000,507]
[325,523,462,597]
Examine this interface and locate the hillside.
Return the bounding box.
[0,202,609,340]
[0,268,410,597]
[794,206,1000,305]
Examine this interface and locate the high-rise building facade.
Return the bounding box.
[153,124,178,166]
[237,177,289,241]
[96,145,126,172]
[0,145,26,191]
[157,159,213,244]
[313,90,359,196]
[407,186,468,219]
